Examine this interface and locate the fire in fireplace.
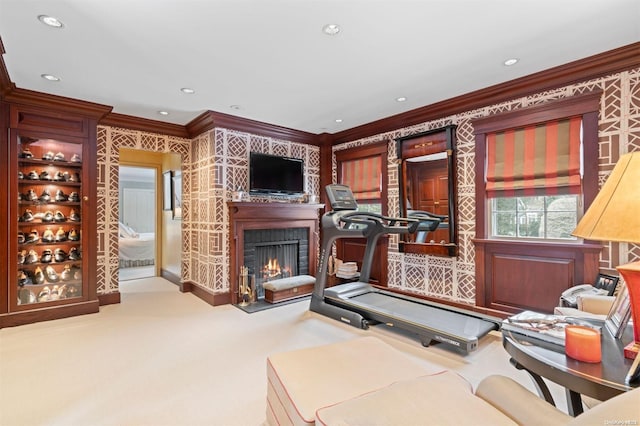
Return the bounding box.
[244,227,309,300]
[262,258,293,280]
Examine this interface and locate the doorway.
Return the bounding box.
[118,166,157,281]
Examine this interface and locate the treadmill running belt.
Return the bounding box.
[341,291,496,339]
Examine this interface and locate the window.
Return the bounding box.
[335,141,388,215]
[486,116,583,241]
[491,195,579,240]
[472,91,601,242]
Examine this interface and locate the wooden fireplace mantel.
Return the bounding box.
[228,202,324,304]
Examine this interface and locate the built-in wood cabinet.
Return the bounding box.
[1,103,100,327]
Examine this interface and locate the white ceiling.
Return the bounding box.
[1,0,638,134]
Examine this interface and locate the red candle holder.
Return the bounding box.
[565,325,602,363]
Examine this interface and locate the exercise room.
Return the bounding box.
[1,1,639,424]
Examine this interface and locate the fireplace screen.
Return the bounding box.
[243,227,309,300]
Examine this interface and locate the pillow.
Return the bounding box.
[119,222,139,238]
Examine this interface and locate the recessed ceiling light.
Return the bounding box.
[230,105,241,110]
[396,97,407,102]
[335,119,343,123]
[158,111,169,116]
[503,58,519,66]
[322,24,341,36]
[38,15,64,28]
[41,74,60,82]
[180,87,195,94]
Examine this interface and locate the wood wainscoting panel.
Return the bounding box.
[490,253,574,313]
[475,239,603,314]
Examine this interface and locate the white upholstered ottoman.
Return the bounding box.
[265,336,442,426]
[315,371,517,426]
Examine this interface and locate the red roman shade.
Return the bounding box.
[340,156,382,200]
[486,116,582,197]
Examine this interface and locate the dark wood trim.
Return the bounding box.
[186,110,320,144]
[472,93,603,311]
[472,91,602,240]
[179,281,193,293]
[228,202,323,304]
[0,300,100,328]
[472,90,603,134]
[98,292,121,306]
[474,239,603,313]
[0,38,15,97]
[331,43,639,144]
[334,141,390,216]
[318,133,333,208]
[100,112,189,138]
[187,283,232,306]
[0,103,8,315]
[2,88,112,120]
[161,268,182,286]
[86,118,99,303]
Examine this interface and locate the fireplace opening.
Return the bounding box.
[243,227,309,300]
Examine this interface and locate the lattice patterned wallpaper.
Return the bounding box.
[96,126,319,296]
[334,67,640,305]
[96,68,638,303]
[96,127,190,295]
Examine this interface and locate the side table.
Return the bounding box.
[502,322,637,416]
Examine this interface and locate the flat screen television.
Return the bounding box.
[249,152,304,195]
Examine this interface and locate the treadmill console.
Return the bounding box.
[326,184,358,211]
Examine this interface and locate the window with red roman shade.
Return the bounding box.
[485,116,582,198]
[340,156,382,200]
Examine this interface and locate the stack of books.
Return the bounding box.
[502,311,598,347]
[336,261,359,279]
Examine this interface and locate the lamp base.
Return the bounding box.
[616,261,640,360]
[624,342,639,360]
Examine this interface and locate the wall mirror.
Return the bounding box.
[396,125,458,257]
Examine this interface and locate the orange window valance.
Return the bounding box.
[486,116,582,198]
[341,156,382,200]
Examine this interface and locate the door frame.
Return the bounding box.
[119,149,164,277]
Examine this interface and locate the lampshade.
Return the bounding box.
[572,152,640,243]
[573,151,640,360]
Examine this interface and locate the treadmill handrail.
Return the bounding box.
[337,211,420,235]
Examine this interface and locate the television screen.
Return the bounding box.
[249,152,304,195]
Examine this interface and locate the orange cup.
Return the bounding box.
[565,325,601,363]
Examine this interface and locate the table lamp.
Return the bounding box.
[572,151,640,359]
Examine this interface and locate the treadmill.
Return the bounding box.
[310,184,501,354]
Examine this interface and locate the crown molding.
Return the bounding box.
[99,112,189,138]
[332,42,640,144]
[186,110,320,145]
[0,37,16,97]
[2,87,112,120]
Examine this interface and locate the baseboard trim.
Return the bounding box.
[0,300,100,328]
[98,292,121,306]
[184,281,231,306]
[161,268,182,286]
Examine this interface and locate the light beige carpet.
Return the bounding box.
[0,277,569,425]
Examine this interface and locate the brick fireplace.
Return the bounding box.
[228,202,323,304]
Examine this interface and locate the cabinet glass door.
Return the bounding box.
[14,134,84,307]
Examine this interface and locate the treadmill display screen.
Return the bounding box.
[326,184,358,210]
[336,189,349,199]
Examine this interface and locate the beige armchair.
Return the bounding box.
[554,294,615,320]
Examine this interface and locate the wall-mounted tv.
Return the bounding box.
[249,152,304,195]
